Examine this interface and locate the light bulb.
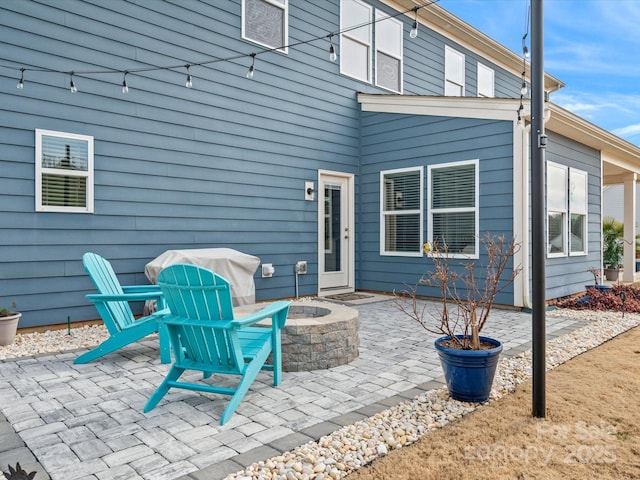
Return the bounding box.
[184,65,193,88]
[410,7,419,39]
[122,72,129,93]
[410,20,418,39]
[329,44,337,62]
[523,45,530,58]
[520,82,527,96]
[70,73,78,93]
[246,54,256,79]
[17,69,24,89]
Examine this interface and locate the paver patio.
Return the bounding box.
[0,297,588,480]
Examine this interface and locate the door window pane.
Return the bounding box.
[325,184,342,272]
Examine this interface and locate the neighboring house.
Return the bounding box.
[603,185,640,234]
[1,0,640,328]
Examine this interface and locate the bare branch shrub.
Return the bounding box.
[396,233,522,350]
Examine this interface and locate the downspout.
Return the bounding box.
[521,125,532,309]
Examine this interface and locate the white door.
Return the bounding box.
[318,171,354,292]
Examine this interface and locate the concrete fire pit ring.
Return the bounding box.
[234,300,359,372]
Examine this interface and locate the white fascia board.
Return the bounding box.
[357,94,520,121]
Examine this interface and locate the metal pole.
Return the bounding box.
[531,0,546,418]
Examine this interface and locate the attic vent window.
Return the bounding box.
[35,129,94,213]
[242,0,288,53]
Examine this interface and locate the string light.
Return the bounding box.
[185,64,193,88]
[328,34,337,62]
[516,0,530,126]
[17,68,24,89]
[410,6,419,38]
[69,72,78,93]
[246,53,256,79]
[3,1,436,91]
[522,34,529,59]
[122,71,129,93]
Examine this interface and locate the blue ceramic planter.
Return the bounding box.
[585,285,611,292]
[435,335,502,403]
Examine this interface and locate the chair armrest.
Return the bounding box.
[122,285,162,294]
[122,285,167,310]
[159,316,236,330]
[86,291,164,303]
[233,301,291,328]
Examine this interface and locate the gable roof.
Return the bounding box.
[382,0,565,93]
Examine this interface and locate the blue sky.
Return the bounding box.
[438,0,640,147]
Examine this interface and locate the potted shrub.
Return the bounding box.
[0,301,21,346]
[586,267,610,292]
[396,234,521,402]
[602,217,623,281]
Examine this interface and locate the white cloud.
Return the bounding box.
[613,124,640,138]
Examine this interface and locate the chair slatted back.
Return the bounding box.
[158,264,244,373]
[83,252,136,333]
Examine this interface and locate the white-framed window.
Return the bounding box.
[477,63,494,98]
[547,162,567,256]
[444,45,465,96]
[380,167,423,256]
[242,0,288,53]
[340,0,372,83]
[547,162,588,256]
[569,169,588,255]
[375,10,403,93]
[428,160,478,257]
[35,129,94,213]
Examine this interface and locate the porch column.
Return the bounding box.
[623,172,637,282]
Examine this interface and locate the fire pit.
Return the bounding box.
[234,300,359,371]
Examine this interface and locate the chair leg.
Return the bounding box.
[219,344,271,425]
[73,335,139,364]
[158,323,171,364]
[144,366,185,413]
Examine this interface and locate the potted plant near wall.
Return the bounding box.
[0,302,21,346]
[396,234,521,403]
[602,217,623,281]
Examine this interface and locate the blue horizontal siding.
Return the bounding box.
[1,0,544,326]
[357,112,516,304]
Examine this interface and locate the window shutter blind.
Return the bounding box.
[382,169,422,253]
[431,163,476,253]
[40,135,89,208]
[245,0,285,49]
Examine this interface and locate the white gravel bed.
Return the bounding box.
[226,309,640,480]
[0,324,109,360]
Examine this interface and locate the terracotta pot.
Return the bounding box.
[0,312,21,346]
[604,268,619,281]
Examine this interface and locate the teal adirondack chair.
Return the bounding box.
[75,252,171,364]
[144,264,291,425]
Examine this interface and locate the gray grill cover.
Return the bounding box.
[145,248,260,306]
